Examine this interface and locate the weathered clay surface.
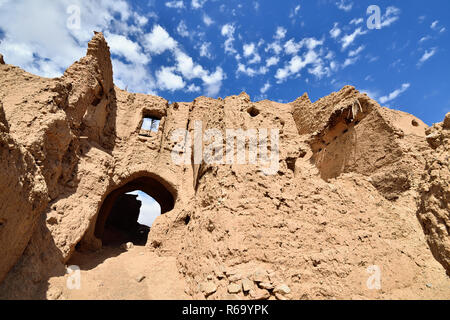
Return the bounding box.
[417,113,450,274]
[0,33,449,299]
[0,102,48,284]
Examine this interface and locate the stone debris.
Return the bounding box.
[258,282,274,290]
[200,282,217,296]
[251,270,267,283]
[227,283,242,294]
[249,289,271,300]
[274,284,291,295]
[275,293,289,300]
[241,278,253,292]
[228,274,242,282]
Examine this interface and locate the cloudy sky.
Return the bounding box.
[0,0,449,125]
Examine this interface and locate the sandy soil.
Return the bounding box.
[47,246,189,300]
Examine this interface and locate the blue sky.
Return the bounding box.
[0,0,448,125]
[127,191,161,227]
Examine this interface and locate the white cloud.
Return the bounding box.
[379,83,410,104]
[112,59,156,94]
[418,48,437,66]
[419,35,431,43]
[266,42,282,55]
[429,20,446,33]
[221,24,237,54]
[273,34,329,82]
[342,57,359,68]
[237,63,268,77]
[275,49,327,82]
[249,55,261,65]
[165,1,184,9]
[0,0,146,79]
[329,61,338,72]
[325,51,335,60]
[201,67,224,96]
[336,0,353,12]
[285,37,323,55]
[143,25,177,54]
[106,33,149,65]
[134,13,149,27]
[191,0,207,9]
[348,45,365,57]
[263,26,290,57]
[431,20,439,30]
[341,45,364,68]
[0,0,223,96]
[274,68,289,82]
[144,26,224,96]
[187,83,201,92]
[380,6,401,28]
[199,42,212,58]
[266,56,279,67]
[350,18,363,25]
[302,38,323,50]
[275,26,287,40]
[284,39,301,55]
[242,42,261,64]
[360,88,378,100]
[243,43,256,57]
[341,27,367,49]
[156,66,185,91]
[330,23,341,39]
[174,49,206,79]
[170,47,225,95]
[177,20,189,37]
[308,64,329,78]
[203,14,214,26]
[0,41,34,68]
[260,82,271,94]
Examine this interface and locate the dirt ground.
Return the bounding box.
[44,243,449,300]
[47,245,189,300]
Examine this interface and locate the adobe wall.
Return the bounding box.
[0,33,448,299]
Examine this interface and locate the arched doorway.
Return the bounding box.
[94,176,175,246]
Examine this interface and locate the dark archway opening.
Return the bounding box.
[94,176,175,247]
[101,192,154,246]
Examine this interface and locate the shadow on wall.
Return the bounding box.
[0,214,66,300]
[308,100,370,181]
[0,59,120,299]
